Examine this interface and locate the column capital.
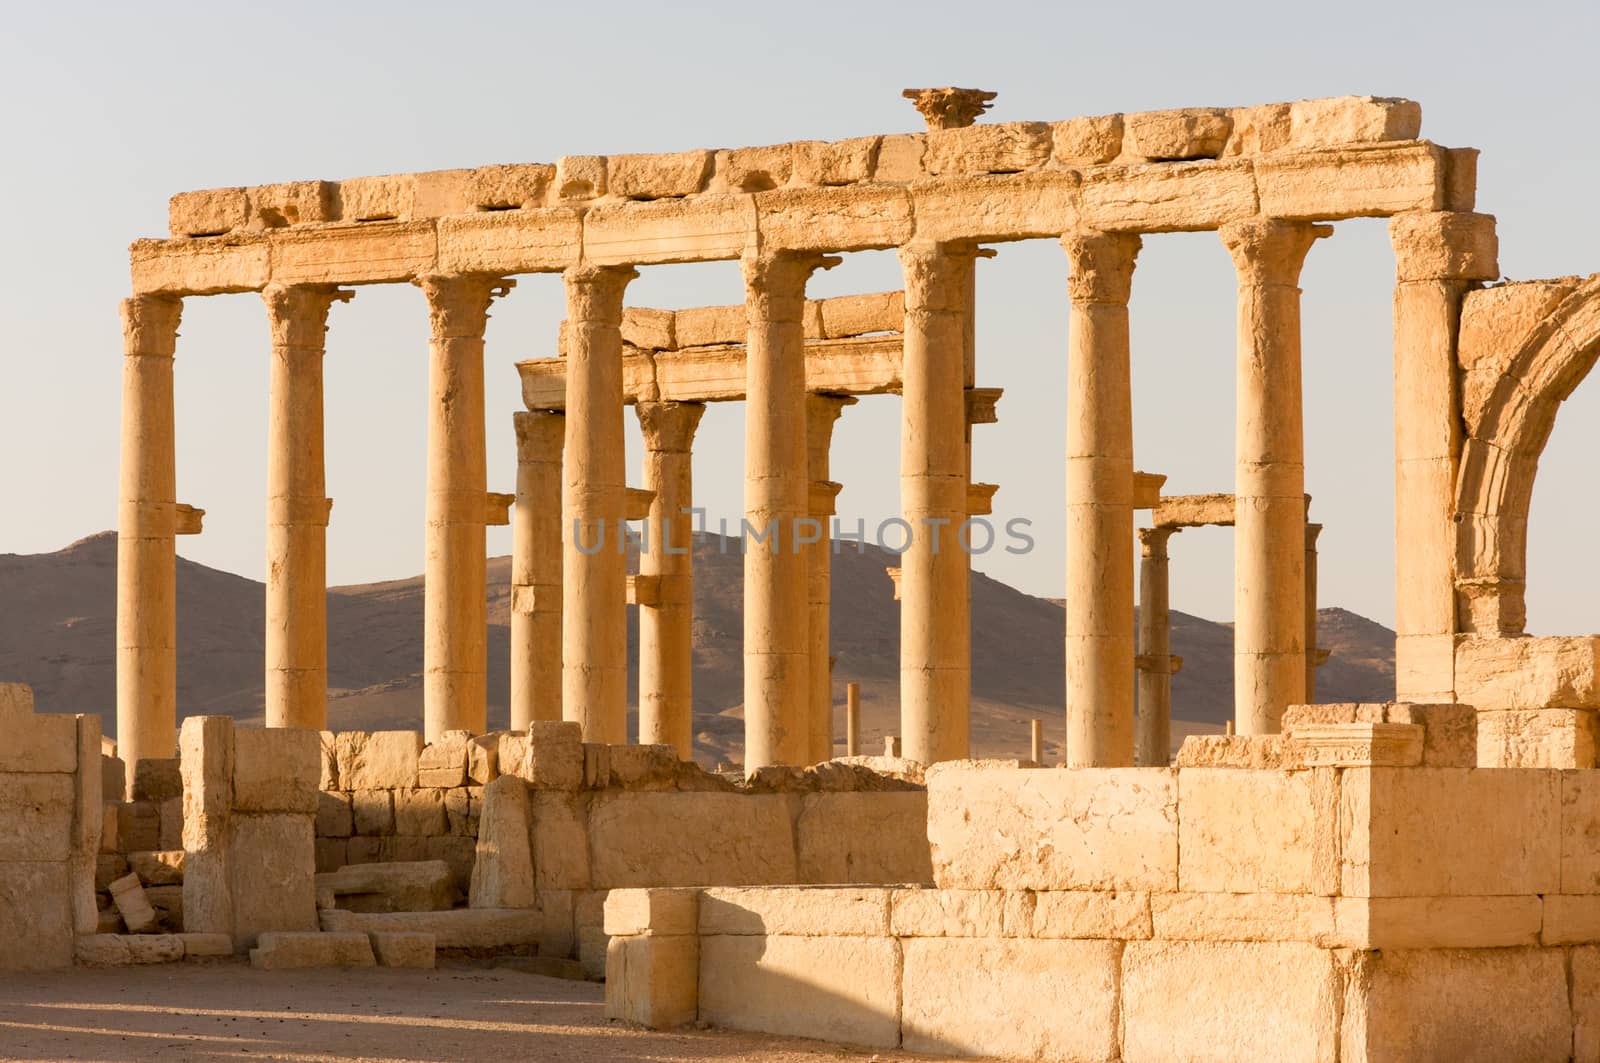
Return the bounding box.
[563,265,638,324]
[636,400,706,453]
[900,240,981,312]
[741,250,839,322]
[513,409,564,460]
[1219,219,1331,286]
[1061,231,1142,304]
[805,392,858,434]
[120,294,183,357]
[1138,524,1178,556]
[1389,211,1499,283]
[415,273,514,338]
[263,284,353,349]
[1306,521,1323,548]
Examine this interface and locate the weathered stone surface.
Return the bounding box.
[318,907,541,948]
[605,933,698,1028]
[368,931,435,968]
[102,754,126,803]
[126,934,185,964]
[1052,114,1123,165]
[75,933,133,966]
[1031,890,1152,940]
[522,721,584,790]
[180,932,233,957]
[351,790,394,835]
[109,871,160,933]
[179,716,234,844]
[699,886,888,937]
[0,712,76,773]
[1078,158,1257,232]
[1562,771,1600,893]
[529,791,589,890]
[1125,108,1232,160]
[470,776,535,909]
[1334,895,1541,949]
[134,757,183,802]
[316,792,353,837]
[1151,891,1334,943]
[395,788,448,836]
[336,731,423,790]
[232,729,320,812]
[1122,941,1337,1063]
[250,930,376,970]
[1342,947,1570,1062]
[467,735,498,785]
[924,122,1051,175]
[926,764,1176,892]
[157,796,182,851]
[0,683,34,716]
[1480,708,1598,768]
[889,888,1033,939]
[795,791,930,885]
[901,938,1119,1060]
[1288,96,1421,149]
[587,792,797,888]
[1458,635,1600,711]
[418,731,471,788]
[603,887,700,937]
[1284,703,1477,767]
[1254,143,1444,220]
[229,813,317,948]
[117,800,161,853]
[128,849,184,886]
[1173,734,1288,768]
[608,151,712,200]
[792,137,879,186]
[316,860,456,913]
[1179,768,1336,894]
[0,862,71,970]
[0,773,73,861]
[699,934,900,1048]
[1288,722,1424,768]
[1576,946,1600,1062]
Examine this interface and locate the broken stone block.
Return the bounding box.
[315,860,456,913]
[132,757,182,803]
[608,150,713,200]
[0,683,33,717]
[250,930,376,970]
[1125,108,1233,160]
[128,850,184,886]
[1052,114,1124,165]
[108,872,159,934]
[98,801,119,854]
[232,728,321,813]
[126,934,185,964]
[467,735,499,784]
[555,155,606,200]
[75,934,133,966]
[369,931,435,969]
[144,885,184,931]
[470,776,535,909]
[444,786,473,835]
[924,122,1051,176]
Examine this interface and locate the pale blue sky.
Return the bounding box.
[2,0,1598,632]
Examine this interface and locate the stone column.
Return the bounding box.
[1220,219,1330,735]
[511,410,564,729]
[1304,522,1322,704]
[899,242,975,765]
[807,394,854,764]
[636,401,705,759]
[1136,526,1177,767]
[263,284,350,731]
[117,295,183,789]
[1062,231,1141,767]
[563,266,637,744]
[1389,212,1498,700]
[416,274,512,741]
[742,250,836,773]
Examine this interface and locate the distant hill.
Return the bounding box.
[0,531,1396,764]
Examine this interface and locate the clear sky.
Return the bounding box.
[2,0,1598,633]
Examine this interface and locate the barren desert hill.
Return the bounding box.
[0,531,1395,763]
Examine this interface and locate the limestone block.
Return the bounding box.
[901,938,1120,1060]
[346,836,380,863]
[530,791,590,890]
[250,930,376,970]
[620,307,675,351]
[0,862,71,970]
[587,792,797,888]
[128,850,184,886]
[910,170,1079,243]
[1078,158,1257,233]
[889,888,1034,938]
[1388,211,1498,282]
[926,764,1177,892]
[1031,890,1152,940]
[1288,96,1422,149]
[335,174,418,221]
[1221,102,1293,155]
[465,163,554,210]
[0,683,34,715]
[756,184,912,253]
[315,860,456,913]
[1340,767,1559,896]
[380,836,430,863]
[606,744,679,790]
[158,796,182,850]
[792,137,880,186]
[109,872,159,933]
[229,813,317,948]
[1123,941,1337,1063]
[169,188,249,236]
[1052,114,1124,165]
[1541,895,1600,944]
[1341,948,1570,1062]
[698,934,901,1048]
[1173,734,1289,768]
[1288,722,1424,768]
[537,889,575,958]
[608,150,712,200]
[436,208,582,275]
[1458,282,1576,427]
[180,716,234,839]
[470,776,535,909]
[318,731,338,790]
[424,836,475,893]
[523,721,584,790]
[794,791,931,885]
[181,932,233,957]
[369,931,435,968]
[130,235,271,296]
[604,887,700,937]
[673,304,747,348]
[395,788,448,836]
[417,731,470,788]
[0,773,74,861]
[270,221,438,287]
[1150,892,1334,943]
[318,907,542,948]
[75,934,133,966]
[555,155,606,199]
[337,731,423,790]
[126,934,185,964]
[1179,768,1337,895]
[116,800,161,853]
[444,786,474,835]
[1479,708,1597,768]
[497,734,531,782]
[181,847,231,938]
[1456,635,1600,711]
[583,193,755,267]
[699,886,888,937]
[0,712,76,773]
[713,144,794,193]
[1253,143,1444,220]
[246,180,335,228]
[605,933,698,1028]
[316,792,353,837]
[102,754,126,803]
[351,790,394,835]
[924,122,1051,175]
[1124,108,1233,160]
[1332,895,1540,949]
[467,735,498,784]
[817,291,903,338]
[232,729,320,813]
[1282,702,1476,767]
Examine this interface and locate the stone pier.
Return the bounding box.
[511,410,564,729]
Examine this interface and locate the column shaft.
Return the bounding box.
[806,396,853,763]
[899,242,975,765]
[562,266,637,744]
[1221,220,1330,734]
[1136,526,1176,766]
[117,295,183,790]
[511,410,565,729]
[742,250,835,773]
[1305,522,1322,703]
[1062,231,1141,767]
[417,274,511,740]
[263,285,349,730]
[637,401,705,759]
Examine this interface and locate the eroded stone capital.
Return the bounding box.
[1062,231,1142,305]
[1389,211,1499,283]
[1219,219,1332,286]
[900,240,979,313]
[513,409,565,461]
[120,294,183,358]
[262,284,353,350]
[415,273,514,339]
[902,87,996,130]
[636,401,706,453]
[1138,525,1178,557]
[563,265,638,325]
[806,393,858,457]
[741,250,839,324]
[1306,522,1323,549]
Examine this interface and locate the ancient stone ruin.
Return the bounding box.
[6,87,1600,1060]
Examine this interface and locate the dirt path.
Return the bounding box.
[0,962,962,1063]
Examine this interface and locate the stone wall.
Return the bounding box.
[0,684,100,969]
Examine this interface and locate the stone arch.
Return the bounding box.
[1455,274,1600,634]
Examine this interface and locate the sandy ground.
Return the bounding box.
[0,961,963,1063]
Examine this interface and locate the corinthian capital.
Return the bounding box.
[1062,231,1142,305]
[120,294,184,358]
[1219,220,1332,287]
[741,250,840,323]
[563,265,638,325]
[262,284,353,349]
[415,274,515,339]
